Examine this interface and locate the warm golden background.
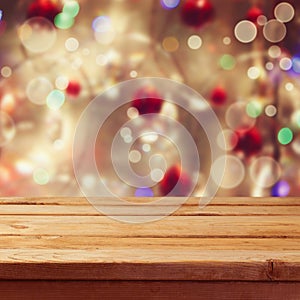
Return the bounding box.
[0,0,300,197]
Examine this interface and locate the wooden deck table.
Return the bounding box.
[0,197,299,299]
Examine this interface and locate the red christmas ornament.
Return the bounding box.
[233,127,262,157]
[159,165,193,196]
[210,86,227,105]
[181,0,215,28]
[131,86,163,115]
[246,6,263,24]
[66,80,81,98]
[27,0,61,23]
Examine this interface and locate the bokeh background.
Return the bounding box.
[0,0,300,197]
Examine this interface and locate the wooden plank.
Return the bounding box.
[0,215,299,237]
[0,236,299,251]
[0,204,300,216]
[0,249,299,280]
[0,198,299,283]
[1,197,300,206]
[0,281,299,300]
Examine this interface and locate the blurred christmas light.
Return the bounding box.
[234,20,257,43]
[26,77,53,105]
[18,17,57,53]
[285,82,294,91]
[33,168,50,185]
[160,0,180,9]
[151,168,165,182]
[187,35,202,50]
[129,150,141,163]
[96,54,108,66]
[247,66,261,80]
[65,37,79,52]
[279,57,292,71]
[250,156,281,188]
[268,45,281,58]
[55,76,69,90]
[265,105,277,117]
[223,37,231,45]
[219,54,236,70]
[217,129,238,151]
[120,127,132,138]
[246,101,263,118]
[130,70,138,78]
[54,12,74,29]
[265,62,274,71]
[278,127,293,145]
[1,94,16,114]
[92,16,111,32]
[15,160,34,175]
[135,187,154,197]
[63,1,80,18]
[263,19,286,43]
[162,36,179,52]
[292,57,300,73]
[291,110,300,128]
[226,102,256,131]
[0,112,16,146]
[212,155,245,189]
[142,144,151,152]
[0,66,12,78]
[274,2,294,23]
[46,90,65,110]
[271,180,290,197]
[257,15,267,26]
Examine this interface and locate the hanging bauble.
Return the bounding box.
[159,164,193,196]
[233,127,262,157]
[131,86,163,115]
[27,0,61,23]
[246,6,263,24]
[210,86,227,105]
[66,80,81,98]
[181,0,215,28]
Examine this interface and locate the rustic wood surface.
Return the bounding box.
[0,197,299,299]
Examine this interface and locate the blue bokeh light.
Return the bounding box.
[271,180,290,197]
[292,56,300,74]
[160,0,180,9]
[92,15,111,32]
[135,187,154,197]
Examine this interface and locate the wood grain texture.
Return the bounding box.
[0,197,299,285]
[0,215,299,237]
[0,281,299,300]
[1,196,300,205]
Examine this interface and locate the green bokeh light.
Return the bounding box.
[33,168,50,185]
[47,90,65,110]
[63,1,80,18]
[54,12,75,29]
[219,54,236,70]
[278,127,293,145]
[246,101,263,118]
